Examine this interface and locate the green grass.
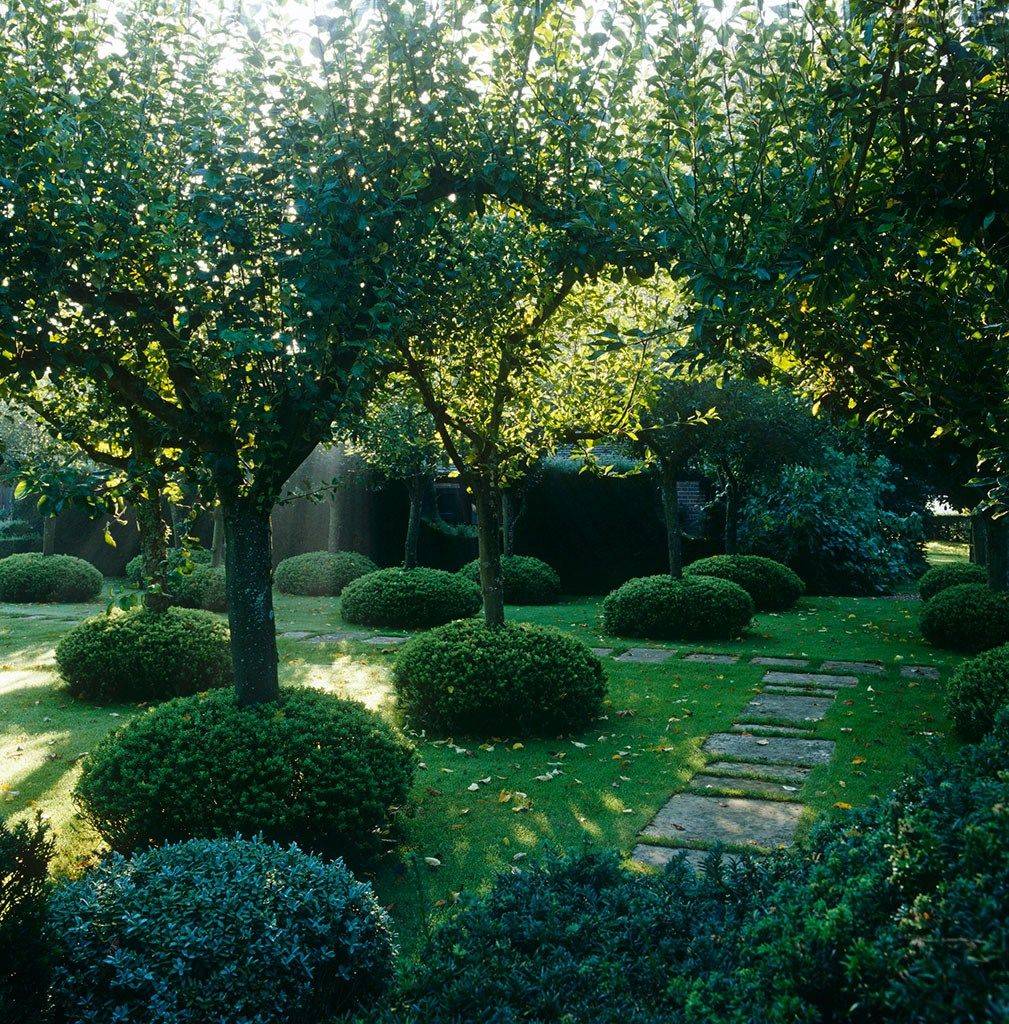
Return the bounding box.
[0,585,960,953]
[925,539,970,565]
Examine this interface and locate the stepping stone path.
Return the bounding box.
[305,631,369,644]
[751,656,810,668]
[363,635,409,646]
[280,631,313,640]
[633,665,847,870]
[684,653,739,665]
[821,659,883,675]
[615,648,676,664]
[591,647,614,657]
[901,664,940,680]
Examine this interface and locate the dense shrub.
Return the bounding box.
[75,687,415,858]
[0,552,102,602]
[685,554,804,611]
[49,836,395,1024]
[944,643,1009,740]
[0,814,53,1022]
[393,620,605,736]
[125,545,211,587]
[602,574,753,641]
[739,450,924,595]
[342,567,481,629]
[917,560,987,600]
[0,518,39,558]
[274,550,377,596]
[458,555,562,604]
[171,565,228,611]
[920,582,1009,653]
[56,607,232,703]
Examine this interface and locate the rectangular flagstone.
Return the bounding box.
[590,648,614,657]
[703,732,836,767]
[901,664,941,680]
[306,631,368,644]
[705,760,810,784]
[821,659,883,675]
[363,635,409,646]
[763,670,858,688]
[280,631,313,640]
[690,773,802,799]
[615,648,676,663]
[684,653,739,665]
[763,684,841,697]
[751,656,811,668]
[730,723,815,738]
[742,693,835,724]
[631,844,743,872]
[641,792,803,849]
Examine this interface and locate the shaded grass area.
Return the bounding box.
[1,587,957,951]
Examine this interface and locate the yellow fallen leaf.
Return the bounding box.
[851,756,866,765]
[833,801,852,810]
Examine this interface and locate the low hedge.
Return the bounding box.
[0,552,102,603]
[686,554,804,611]
[75,687,416,858]
[393,620,605,736]
[274,550,377,597]
[341,567,481,630]
[49,836,395,1024]
[125,545,211,588]
[944,643,1009,740]
[56,607,233,703]
[457,555,562,604]
[602,574,754,641]
[920,582,1009,653]
[918,561,987,601]
[171,565,228,612]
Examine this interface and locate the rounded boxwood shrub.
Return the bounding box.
[602,574,754,641]
[393,619,605,736]
[274,550,377,596]
[56,607,233,703]
[75,687,416,857]
[125,545,211,587]
[686,554,804,612]
[342,567,481,630]
[920,582,1009,653]
[944,643,1009,740]
[458,555,562,604]
[0,552,102,603]
[918,561,987,601]
[171,565,228,612]
[48,836,395,1024]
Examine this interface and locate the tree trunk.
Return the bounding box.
[327,490,340,554]
[135,489,171,613]
[404,476,422,570]
[658,461,683,578]
[473,479,506,628]
[987,514,1009,592]
[971,512,988,566]
[501,489,518,558]
[222,501,280,704]
[41,518,56,556]
[211,508,225,568]
[723,482,739,555]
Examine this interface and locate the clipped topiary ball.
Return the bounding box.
[48,836,395,1024]
[393,619,605,736]
[686,554,804,612]
[274,550,377,597]
[125,545,211,588]
[0,553,102,603]
[918,561,987,601]
[944,644,1009,740]
[920,583,1009,653]
[75,687,416,857]
[171,565,228,612]
[341,567,481,630]
[56,607,232,703]
[602,574,754,641]
[458,555,562,605]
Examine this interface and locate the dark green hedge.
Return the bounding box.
[0,553,102,602]
[920,582,1009,652]
[686,554,804,611]
[458,555,562,604]
[917,561,987,601]
[341,567,481,629]
[944,643,1009,740]
[274,550,377,596]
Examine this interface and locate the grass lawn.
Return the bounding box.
[0,581,962,953]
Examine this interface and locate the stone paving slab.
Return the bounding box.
[641,792,803,849]
[305,631,369,644]
[690,773,802,799]
[590,648,614,657]
[684,653,739,665]
[751,656,811,668]
[763,670,858,688]
[363,635,409,646]
[821,659,883,675]
[901,664,941,680]
[631,844,743,872]
[743,693,835,724]
[705,760,810,784]
[280,631,314,640]
[615,648,676,663]
[763,684,842,697]
[703,732,836,767]
[730,723,815,738]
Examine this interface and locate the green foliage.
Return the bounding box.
[920,583,1009,653]
[341,568,481,630]
[75,687,415,858]
[918,561,987,601]
[171,565,228,612]
[274,550,377,597]
[393,620,605,737]
[0,552,102,602]
[49,836,395,1024]
[458,555,562,605]
[125,546,212,588]
[56,607,232,704]
[686,555,804,612]
[740,451,924,595]
[0,814,53,1022]
[944,644,1009,740]
[602,574,753,641]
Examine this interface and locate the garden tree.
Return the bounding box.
[0,0,659,700]
[344,383,442,569]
